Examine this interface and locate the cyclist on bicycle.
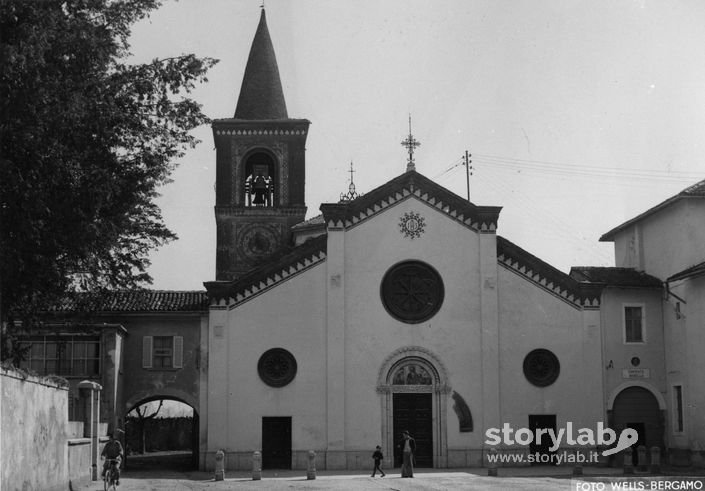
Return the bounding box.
[101,432,124,485]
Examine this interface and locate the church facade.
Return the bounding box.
[198,9,704,470]
[16,9,705,472]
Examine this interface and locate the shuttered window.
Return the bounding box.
[142,335,183,370]
[142,336,153,368]
[173,336,183,368]
[624,305,644,343]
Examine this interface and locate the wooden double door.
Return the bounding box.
[393,393,433,468]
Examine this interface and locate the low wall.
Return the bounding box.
[68,439,92,488]
[1,366,69,491]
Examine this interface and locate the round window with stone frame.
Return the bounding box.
[380,260,444,324]
[523,349,560,387]
[257,348,297,388]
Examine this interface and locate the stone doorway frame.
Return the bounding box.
[377,346,451,468]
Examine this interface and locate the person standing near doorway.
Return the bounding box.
[371,445,386,477]
[400,431,415,478]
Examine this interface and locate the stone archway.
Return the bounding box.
[124,392,200,470]
[609,385,665,466]
[377,346,451,468]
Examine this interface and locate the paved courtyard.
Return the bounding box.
[73,467,705,491]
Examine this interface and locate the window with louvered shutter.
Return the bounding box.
[173,336,183,369]
[142,336,153,368]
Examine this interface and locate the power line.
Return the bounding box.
[472,152,703,182]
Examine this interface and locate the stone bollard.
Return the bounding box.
[623,447,634,475]
[487,448,498,477]
[650,446,661,474]
[637,445,647,472]
[252,451,262,481]
[307,450,316,480]
[214,450,225,481]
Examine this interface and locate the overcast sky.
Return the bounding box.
[128,0,705,290]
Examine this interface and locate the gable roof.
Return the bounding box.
[497,236,602,309]
[205,234,327,305]
[44,290,209,314]
[234,9,288,119]
[320,170,502,232]
[600,178,705,241]
[668,261,705,282]
[569,266,662,288]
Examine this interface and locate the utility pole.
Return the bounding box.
[463,150,473,201]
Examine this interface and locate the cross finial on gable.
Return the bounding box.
[340,161,360,202]
[401,114,421,172]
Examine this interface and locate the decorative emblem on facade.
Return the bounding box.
[399,211,425,239]
[257,348,297,388]
[523,348,560,387]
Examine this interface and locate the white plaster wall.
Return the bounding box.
[612,200,705,279]
[1,368,69,491]
[666,276,705,455]
[683,276,705,452]
[497,267,604,444]
[600,288,666,407]
[215,263,328,454]
[341,197,485,451]
[664,285,688,451]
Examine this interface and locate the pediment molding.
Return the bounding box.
[320,171,501,234]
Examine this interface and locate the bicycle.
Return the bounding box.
[103,457,121,490]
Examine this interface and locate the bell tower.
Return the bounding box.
[212,9,310,281]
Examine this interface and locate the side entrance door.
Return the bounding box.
[528,414,557,465]
[262,417,292,469]
[393,393,433,467]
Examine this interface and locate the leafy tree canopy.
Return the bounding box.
[0,0,217,327]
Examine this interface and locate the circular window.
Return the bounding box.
[257,348,297,387]
[380,261,444,323]
[523,349,560,387]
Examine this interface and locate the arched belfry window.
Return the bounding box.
[244,151,276,207]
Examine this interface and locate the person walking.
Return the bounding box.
[371,445,386,477]
[400,431,415,478]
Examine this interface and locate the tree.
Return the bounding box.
[130,400,164,454]
[0,0,217,348]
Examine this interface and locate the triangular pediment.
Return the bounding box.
[320,170,502,232]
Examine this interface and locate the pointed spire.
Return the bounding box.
[234,9,288,119]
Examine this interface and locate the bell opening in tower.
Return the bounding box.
[244,151,277,207]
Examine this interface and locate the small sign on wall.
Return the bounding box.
[622,368,650,379]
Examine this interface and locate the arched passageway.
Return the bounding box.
[124,397,199,471]
[611,386,664,465]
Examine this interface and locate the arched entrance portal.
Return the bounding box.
[124,396,199,471]
[377,347,450,468]
[610,386,665,465]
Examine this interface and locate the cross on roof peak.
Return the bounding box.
[401,114,420,172]
[340,161,360,202]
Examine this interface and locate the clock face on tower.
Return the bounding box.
[238,224,279,260]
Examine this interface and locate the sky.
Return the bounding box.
[128,0,705,291]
